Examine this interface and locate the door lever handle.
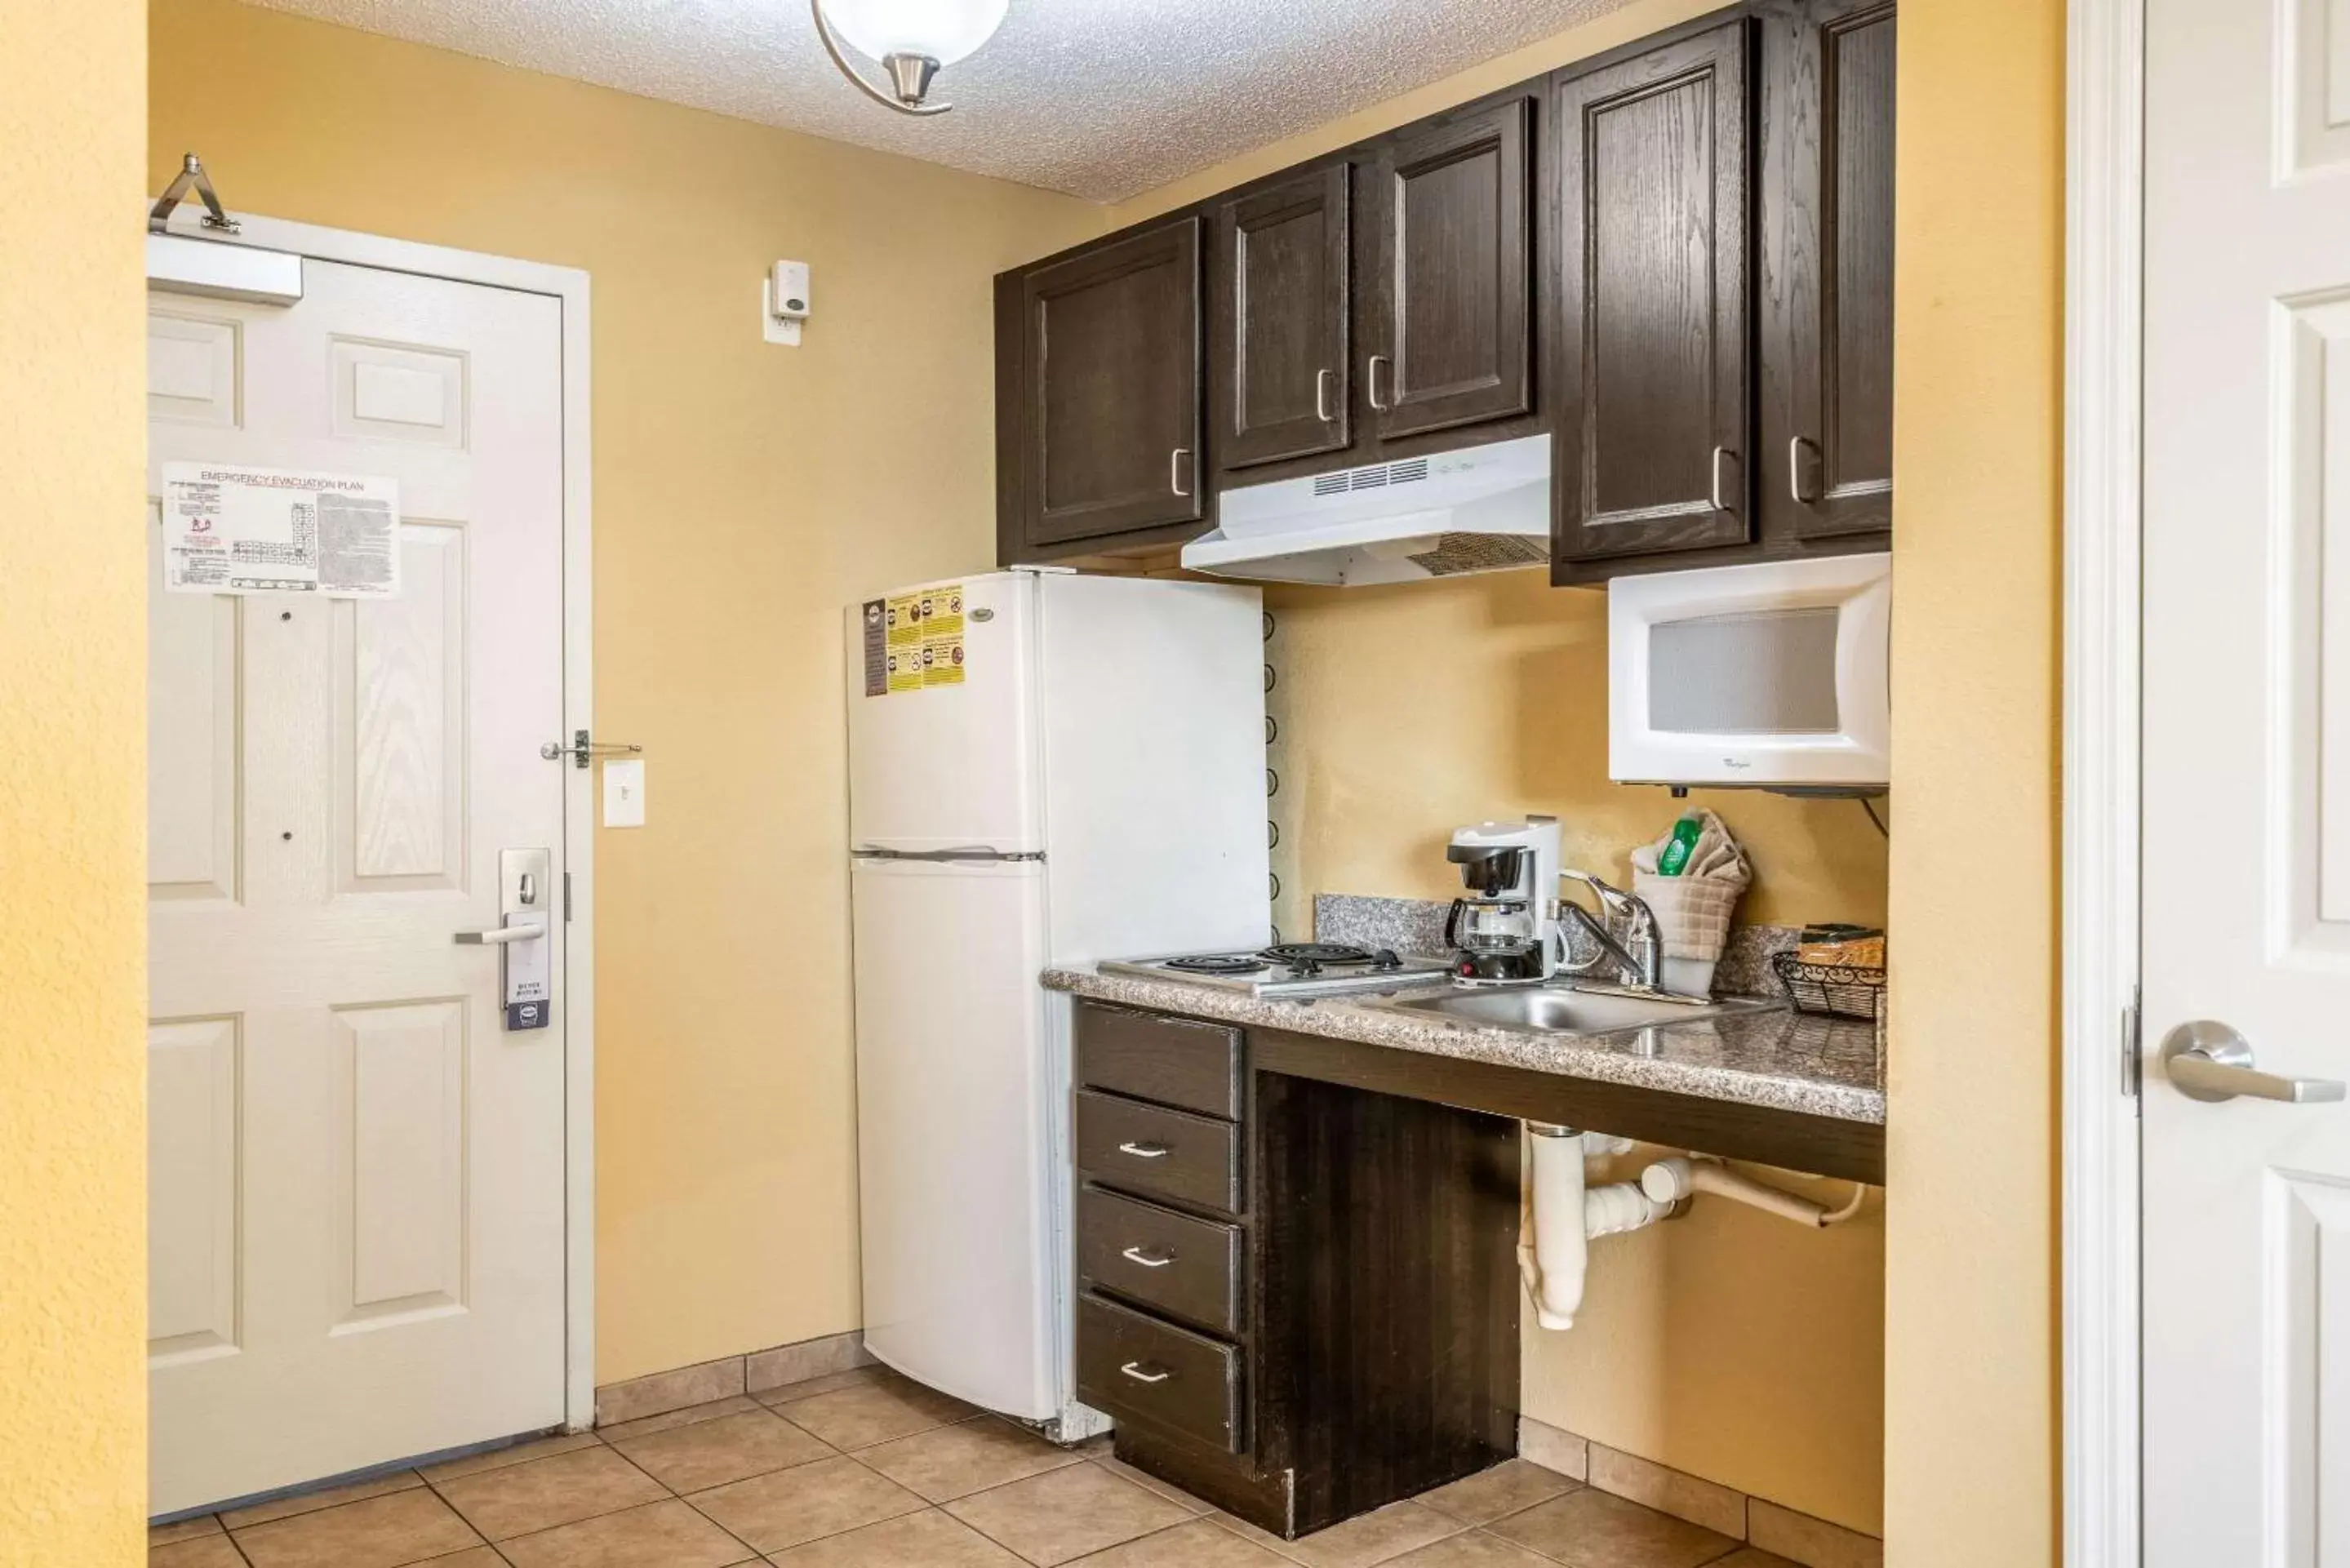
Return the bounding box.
[2161,1020,2347,1104]
[455,921,546,946]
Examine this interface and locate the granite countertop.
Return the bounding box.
[1040,965,1886,1126]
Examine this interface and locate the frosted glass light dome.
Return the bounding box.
[820,0,1009,65]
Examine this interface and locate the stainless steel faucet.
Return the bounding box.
[1554,871,1664,993]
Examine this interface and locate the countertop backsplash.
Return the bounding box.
[1312,893,1805,1002]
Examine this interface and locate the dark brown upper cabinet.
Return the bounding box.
[1760,0,1896,540]
[1365,96,1535,442]
[1551,20,1756,567]
[1211,163,1352,473]
[1002,215,1205,554]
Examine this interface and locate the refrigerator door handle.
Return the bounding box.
[851,846,1046,864]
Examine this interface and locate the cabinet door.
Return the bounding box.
[1365,96,1534,442]
[1552,21,1755,564]
[1761,0,1895,540]
[1019,217,1205,548]
[1211,164,1351,472]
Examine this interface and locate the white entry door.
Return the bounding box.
[146,254,570,1514]
[2143,1,2350,1560]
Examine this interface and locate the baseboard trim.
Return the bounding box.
[595,1330,876,1427]
[1517,1417,1882,1568]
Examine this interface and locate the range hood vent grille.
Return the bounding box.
[1186,434,1549,587]
[1312,457,1431,497]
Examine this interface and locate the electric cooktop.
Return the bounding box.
[1099,943,1454,1000]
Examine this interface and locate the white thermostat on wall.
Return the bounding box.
[763,260,810,346]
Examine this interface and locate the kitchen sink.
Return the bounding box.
[1372,985,1757,1036]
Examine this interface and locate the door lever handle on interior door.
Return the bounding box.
[2160,1019,2348,1104]
[455,922,544,945]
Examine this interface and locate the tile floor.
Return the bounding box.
[149,1367,1801,1568]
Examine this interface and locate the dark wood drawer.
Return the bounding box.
[1076,1002,1243,1121]
[1077,1292,1243,1453]
[1079,1184,1244,1337]
[1077,1090,1242,1215]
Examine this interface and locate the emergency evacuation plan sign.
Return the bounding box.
[862,584,966,695]
[162,462,401,597]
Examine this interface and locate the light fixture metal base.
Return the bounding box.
[811,0,953,116]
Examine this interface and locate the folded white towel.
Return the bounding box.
[1629,809,1751,962]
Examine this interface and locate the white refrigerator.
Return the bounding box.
[844,569,1268,1431]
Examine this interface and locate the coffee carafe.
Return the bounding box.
[1442,818,1562,984]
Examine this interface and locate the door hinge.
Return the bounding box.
[563,872,573,922]
[2121,987,2143,1105]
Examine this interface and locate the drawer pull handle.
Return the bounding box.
[1121,1245,1175,1268]
[1120,1361,1172,1384]
[1117,1141,1171,1160]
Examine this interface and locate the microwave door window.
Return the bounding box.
[1647,608,1842,736]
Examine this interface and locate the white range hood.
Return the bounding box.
[1181,434,1550,586]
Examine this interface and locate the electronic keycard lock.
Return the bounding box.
[455,848,553,1030]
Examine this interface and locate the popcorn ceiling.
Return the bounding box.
[245,0,1641,201]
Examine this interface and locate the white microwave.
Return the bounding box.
[1608,553,1890,790]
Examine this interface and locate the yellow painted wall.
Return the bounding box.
[0,0,151,1560]
[149,0,1103,1384]
[1105,0,1892,1534]
[1882,0,2064,1561]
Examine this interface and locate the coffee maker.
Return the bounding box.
[1443,818,1562,983]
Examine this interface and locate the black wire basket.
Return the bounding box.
[1771,952,1887,1023]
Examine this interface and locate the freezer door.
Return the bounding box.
[846,574,1042,854]
[851,856,1059,1418]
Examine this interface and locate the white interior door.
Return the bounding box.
[2143,2,2350,1560]
[147,255,569,1513]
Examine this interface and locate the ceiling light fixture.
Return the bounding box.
[811,0,1008,116]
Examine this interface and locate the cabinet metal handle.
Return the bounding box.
[1367,354,1393,412]
[1121,1245,1175,1268]
[1315,367,1335,423]
[2161,1020,2348,1104]
[1120,1361,1172,1384]
[1117,1141,1171,1160]
[1710,446,1735,513]
[1170,447,1191,497]
[1789,436,1819,504]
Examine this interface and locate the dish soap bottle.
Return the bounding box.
[1655,810,1705,877]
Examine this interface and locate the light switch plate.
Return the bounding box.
[603,758,646,828]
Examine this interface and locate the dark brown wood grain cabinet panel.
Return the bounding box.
[1075,1002,1243,1120]
[1366,96,1536,442]
[1078,1184,1246,1336]
[1075,1090,1243,1215]
[1553,19,1757,566]
[1761,0,1896,540]
[1212,163,1353,472]
[1016,215,1206,549]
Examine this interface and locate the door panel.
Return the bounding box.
[1761,0,1896,540]
[147,257,567,1514]
[1553,21,1754,563]
[1368,96,1534,440]
[147,1015,242,1364]
[851,859,1056,1419]
[148,511,242,904]
[2143,1,2350,1560]
[1020,217,1205,547]
[1212,163,1352,471]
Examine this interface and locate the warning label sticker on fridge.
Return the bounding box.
[162,463,401,597]
[864,585,966,695]
[922,584,965,688]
